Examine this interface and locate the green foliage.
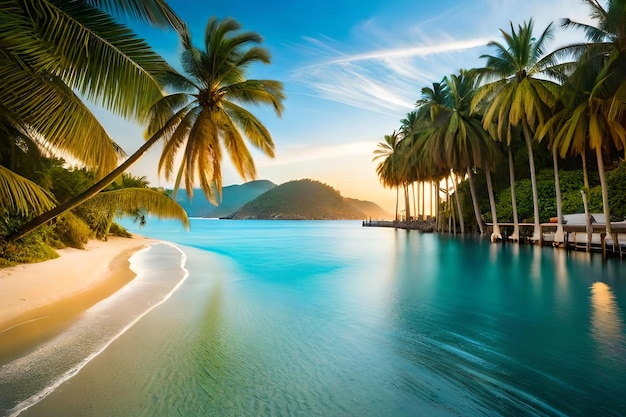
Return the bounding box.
[108,222,132,238]
[51,212,93,249]
[607,162,626,220]
[0,218,58,264]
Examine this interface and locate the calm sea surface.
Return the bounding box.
[2,220,626,416]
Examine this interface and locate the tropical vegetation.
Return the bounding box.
[0,1,284,263]
[374,0,626,245]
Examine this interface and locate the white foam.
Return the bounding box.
[6,242,189,417]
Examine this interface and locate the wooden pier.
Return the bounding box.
[364,219,626,260]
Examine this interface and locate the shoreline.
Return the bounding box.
[0,235,156,360]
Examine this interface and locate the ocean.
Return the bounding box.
[2,219,625,416]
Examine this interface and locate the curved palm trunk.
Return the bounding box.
[596,147,613,238]
[507,146,520,241]
[466,167,485,235]
[552,147,564,244]
[485,170,501,242]
[7,126,167,241]
[523,127,541,242]
[452,171,465,234]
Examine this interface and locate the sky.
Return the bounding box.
[97,0,594,215]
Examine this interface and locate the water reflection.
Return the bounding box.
[590,282,625,360]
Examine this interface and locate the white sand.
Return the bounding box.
[0,235,155,333]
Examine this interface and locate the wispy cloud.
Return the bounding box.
[289,0,593,116]
[291,26,490,115]
[323,38,491,65]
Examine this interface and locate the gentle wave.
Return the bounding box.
[4,242,189,417]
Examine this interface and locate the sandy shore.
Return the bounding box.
[0,235,156,358]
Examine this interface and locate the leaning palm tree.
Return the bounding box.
[473,19,561,242]
[1,0,182,233]
[8,16,285,240]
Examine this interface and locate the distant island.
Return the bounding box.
[172,179,389,220]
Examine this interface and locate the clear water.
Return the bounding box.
[2,220,626,416]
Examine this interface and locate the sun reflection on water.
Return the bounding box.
[590,282,625,360]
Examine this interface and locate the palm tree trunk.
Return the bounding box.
[411,182,416,221]
[596,147,612,237]
[452,171,465,234]
[508,146,520,241]
[422,182,426,220]
[395,186,399,222]
[466,167,484,235]
[445,176,452,233]
[404,183,411,222]
[523,126,541,242]
[429,181,435,221]
[7,126,167,241]
[552,147,564,244]
[582,149,590,190]
[485,170,501,242]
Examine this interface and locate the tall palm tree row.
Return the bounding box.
[4,14,285,240]
[472,19,560,242]
[374,2,626,241]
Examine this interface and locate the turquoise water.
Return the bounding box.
[3,220,626,416]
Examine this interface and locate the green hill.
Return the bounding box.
[346,198,389,219]
[172,180,276,217]
[229,179,386,220]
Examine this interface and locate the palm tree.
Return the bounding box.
[1,0,181,232]
[374,131,403,221]
[7,16,285,240]
[399,112,420,220]
[539,53,625,238]
[473,19,561,242]
[560,0,626,122]
[417,70,497,235]
[546,0,626,238]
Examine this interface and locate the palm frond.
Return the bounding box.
[218,111,256,181]
[0,50,124,175]
[0,165,57,216]
[221,101,275,157]
[87,187,189,229]
[86,0,185,32]
[224,80,286,116]
[3,0,171,122]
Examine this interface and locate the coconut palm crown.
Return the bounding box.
[146,17,285,203]
[473,19,560,241]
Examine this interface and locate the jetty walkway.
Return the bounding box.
[363,218,626,260]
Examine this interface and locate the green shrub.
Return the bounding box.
[52,212,93,249]
[109,222,132,238]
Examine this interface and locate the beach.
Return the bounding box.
[0,235,155,360]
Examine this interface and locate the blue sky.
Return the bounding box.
[101,0,593,215]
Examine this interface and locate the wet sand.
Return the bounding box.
[0,235,155,360]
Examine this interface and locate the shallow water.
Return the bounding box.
[3,220,626,416]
